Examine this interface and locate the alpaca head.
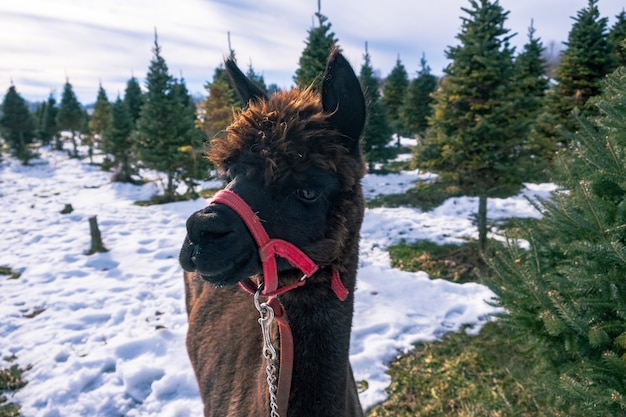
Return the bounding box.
[179,47,366,288]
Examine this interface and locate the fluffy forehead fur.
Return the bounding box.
[208,88,365,190]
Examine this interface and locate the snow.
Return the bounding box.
[0,147,556,416]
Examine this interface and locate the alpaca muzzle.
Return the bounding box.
[208,189,348,299]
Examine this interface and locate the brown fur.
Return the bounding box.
[180,48,366,417]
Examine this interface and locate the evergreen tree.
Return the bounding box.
[514,21,549,178]
[359,43,393,171]
[41,94,59,149]
[382,56,409,137]
[0,84,36,164]
[608,11,626,69]
[135,34,198,201]
[34,100,46,141]
[56,79,83,157]
[401,54,438,137]
[124,76,143,126]
[88,84,112,150]
[197,65,240,140]
[106,96,136,182]
[415,0,525,251]
[81,108,95,163]
[246,62,268,97]
[535,0,612,153]
[171,76,210,196]
[294,3,338,91]
[488,67,626,416]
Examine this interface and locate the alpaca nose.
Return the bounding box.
[186,207,236,246]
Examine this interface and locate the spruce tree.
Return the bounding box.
[171,76,210,196]
[488,67,626,416]
[0,84,36,164]
[382,56,409,137]
[415,0,525,251]
[514,21,549,178]
[41,94,59,149]
[535,0,612,153]
[246,63,268,97]
[401,54,437,137]
[136,35,199,201]
[294,3,338,91]
[609,11,626,69]
[89,84,112,150]
[124,76,143,126]
[106,96,136,182]
[34,100,46,142]
[359,43,393,171]
[197,65,240,140]
[56,79,83,157]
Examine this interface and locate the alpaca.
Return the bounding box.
[179,46,366,417]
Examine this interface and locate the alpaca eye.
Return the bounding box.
[296,189,320,202]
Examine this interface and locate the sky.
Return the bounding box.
[1,0,624,104]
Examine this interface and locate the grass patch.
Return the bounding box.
[134,188,221,206]
[367,321,567,417]
[0,267,20,280]
[197,188,221,199]
[492,217,541,240]
[367,181,463,211]
[377,234,578,416]
[388,240,494,284]
[0,359,28,417]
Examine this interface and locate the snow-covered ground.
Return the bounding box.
[0,147,556,416]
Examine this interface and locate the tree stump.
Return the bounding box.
[86,215,108,255]
[60,204,73,214]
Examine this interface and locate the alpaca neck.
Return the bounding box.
[276,268,360,416]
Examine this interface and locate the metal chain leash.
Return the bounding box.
[255,288,281,417]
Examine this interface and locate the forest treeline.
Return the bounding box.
[1,0,624,204]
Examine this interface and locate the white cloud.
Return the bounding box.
[1,0,623,103]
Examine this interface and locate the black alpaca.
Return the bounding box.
[179,46,366,417]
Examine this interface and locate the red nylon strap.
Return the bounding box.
[210,189,324,296]
[331,269,349,301]
[209,189,350,417]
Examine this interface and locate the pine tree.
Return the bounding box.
[171,76,210,196]
[359,43,393,171]
[106,96,136,182]
[136,34,180,200]
[514,21,549,178]
[56,79,83,157]
[40,94,59,149]
[89,84,112,151]
[382,56,409,137]
[488,67,626,416]
[415,0,525,251]
[197,65,240,140]
[135,34,199,201]
[294,2,338,91]
[608,10,626,69]
[246,62,268,97]
[124,76,143,126]
[535,0,612,153]
[34,100,46,142]
[401,54,438,137]
[0,84,36,164]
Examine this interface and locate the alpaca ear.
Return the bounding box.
[224,57,269,106]
[321,46,366,157]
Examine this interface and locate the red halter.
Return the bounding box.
[209,189,348,300]
[208,189,349,416]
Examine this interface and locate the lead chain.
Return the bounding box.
[255,289,281,417]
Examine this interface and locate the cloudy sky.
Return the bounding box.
[1,0,624,104]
